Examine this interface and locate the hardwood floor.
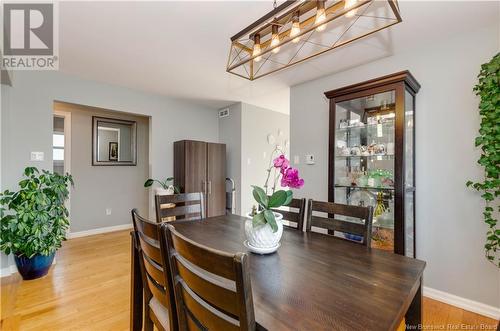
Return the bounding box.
[1,230,498,330]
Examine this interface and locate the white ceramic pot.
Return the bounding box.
[244,212,283,248]
[155,186,174,196]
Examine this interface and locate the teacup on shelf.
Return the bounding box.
[374,144,386,155]
[350,146,361,156]
[338,146,350,156]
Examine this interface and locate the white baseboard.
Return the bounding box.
[0,265,17,277]
[67,223,133,239]
[424,286,500,320]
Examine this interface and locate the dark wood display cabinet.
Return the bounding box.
[174,140,226,217]
[325,71,420,257]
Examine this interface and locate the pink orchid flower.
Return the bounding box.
[273,155,290,171]
[281,167,304,189]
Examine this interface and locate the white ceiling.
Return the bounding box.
[59,1,499,113]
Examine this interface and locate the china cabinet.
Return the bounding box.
[325,71,420,257]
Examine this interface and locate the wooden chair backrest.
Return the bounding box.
[131,209,177,330]
[163,223,256,331]
[269,197,306,231]
[305,200,373,247]
[155,193,205,223]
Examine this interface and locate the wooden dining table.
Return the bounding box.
[130,214,426,331]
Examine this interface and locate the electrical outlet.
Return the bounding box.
[105,208,112,216]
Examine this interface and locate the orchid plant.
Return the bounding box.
[251,146,304,233]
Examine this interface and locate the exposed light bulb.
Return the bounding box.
[271,24,280,54]
[290,13,301,43]
[315,1,326,32]
[253,34,262,62]
[344,0,358,18]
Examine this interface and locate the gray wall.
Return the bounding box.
[218,103,242,215]
[218,102,290,216]
[1,70,219,269]
[240,103,290,215]
[290,25,499,307]
[54,103,149,233]
[1,84,12,270]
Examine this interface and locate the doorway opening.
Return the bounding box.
[53,111,71,175]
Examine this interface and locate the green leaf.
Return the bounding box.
[263,210,278,233]
[252,211,266,228]
[0,167,73,257]
[283,190,293,206]
[144,179,154,187]
[268,190,287,208]
[252,186,268,209]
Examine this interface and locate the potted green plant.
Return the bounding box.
[0,167,74,280]
[466,53,499,267]
[144,177,180,196]
[244,146,304,254]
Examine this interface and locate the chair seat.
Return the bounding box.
[149,296,170,330]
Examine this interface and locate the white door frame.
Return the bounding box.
[53,110,72,234]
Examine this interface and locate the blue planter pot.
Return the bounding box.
[14,253,55,280]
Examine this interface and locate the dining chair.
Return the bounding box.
[163,223,257,331]
[131,209,178,331]
[155,192,205,223]
[305,200,373,247]
[269,197,306,231]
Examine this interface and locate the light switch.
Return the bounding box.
[106,208,112,216]
[294,155,300,164]
[306,155,315,165]
[30,152,44,161]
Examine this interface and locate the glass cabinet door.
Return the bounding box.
[404,89,415,257]
[333,90,396,252]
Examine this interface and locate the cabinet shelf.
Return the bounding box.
[372,221,395,230]
[334,184,395,191]
[335,154,395,159]
[336,120,395,134]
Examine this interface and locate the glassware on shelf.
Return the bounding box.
[348,189,375,208]
[373,192,386,218]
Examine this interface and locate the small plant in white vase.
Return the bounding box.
[245,148,304,254]
[144,177,180,196]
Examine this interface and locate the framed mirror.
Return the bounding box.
[92,116,137,166]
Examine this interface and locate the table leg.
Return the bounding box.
[405,277,422,330]
[130,231,143,331]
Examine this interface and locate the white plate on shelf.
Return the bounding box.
[243,240,280,255]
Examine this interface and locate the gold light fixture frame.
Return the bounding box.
[226,0,401,80]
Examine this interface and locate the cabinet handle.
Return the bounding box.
[208,181,212,195]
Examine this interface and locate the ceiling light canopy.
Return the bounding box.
[226,0,402,81]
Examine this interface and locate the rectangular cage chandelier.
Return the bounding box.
[226,0,401,80]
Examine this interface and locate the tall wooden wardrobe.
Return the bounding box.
[173,140,226,217]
